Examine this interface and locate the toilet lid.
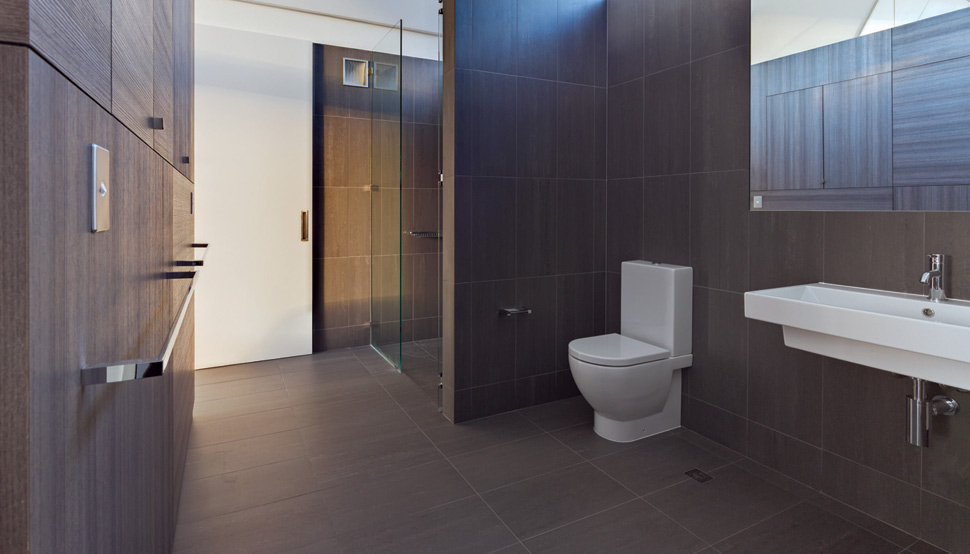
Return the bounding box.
[568,334,670,367]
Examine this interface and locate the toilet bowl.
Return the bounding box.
[568,261,692,443]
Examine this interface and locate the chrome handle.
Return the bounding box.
[80,244,209,385]
[499,307,532,317]
[404,230,441,239]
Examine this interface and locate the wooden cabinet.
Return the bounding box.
[766,87,823,191]
[824,74,892,189]
[154,0,176,163]
[173,0,195,180]
[112,0,156,145]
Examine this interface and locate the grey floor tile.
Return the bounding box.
[424,412,543,457]
[337,496,517,554]
[481,463,635,540]
[906,541,952,554]
[734,459,819,500]
[487,545,530,554]
[307,428,443,487]
[285,377,388,408]
[192,389,292,422]
[277,350,360,373]
[187,407,299,448]
[524,499,706,554]
[450,434,585,492]
[280,359,370,387]
[280,537,341,553]
[679,428,745,463]
[195,359,280,386]
[178,458,324,522]
[184,429,306,481]
[518,396,592,431]
[645,464,800,544]
[549,422,641,460]
[593,434,733,495]
[291,390,403,430]
[194,374,286,402]
[317,459,474,535]
[173,491,335,554]
[808,494,917,548]
[715,502,900,554]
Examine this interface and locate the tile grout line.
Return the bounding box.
[350,347,533,553]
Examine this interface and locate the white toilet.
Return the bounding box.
[568,261,692,442]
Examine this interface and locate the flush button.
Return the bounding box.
[752,195,763,209]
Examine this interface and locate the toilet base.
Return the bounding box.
[592,376,682,443]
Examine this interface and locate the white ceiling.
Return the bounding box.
[752,0,970,64]
[248,0,441,34]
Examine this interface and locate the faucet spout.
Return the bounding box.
[920,270,941,285]
[921,254,947,302]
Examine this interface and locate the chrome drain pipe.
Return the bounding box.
[907,378,960,447]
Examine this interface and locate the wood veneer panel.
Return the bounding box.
[893,7,970,70]
[113,0,155,146]
[0,44,30,554]
[765,87,823,191]
[752,188,894,211]
[154,0,175,163]
[173,0,194,181]
[171,302,195,518]
[27,50,174,553]
[0,0,28,44]
[823,73,892,189]
[30,0,111,109]
[895,185,970,211]
[893,56,970,188]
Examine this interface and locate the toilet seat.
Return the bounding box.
[568,333,670,367]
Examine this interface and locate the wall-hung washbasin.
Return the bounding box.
[744,283,970,390]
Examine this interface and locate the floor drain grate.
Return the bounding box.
[685,469,713,483]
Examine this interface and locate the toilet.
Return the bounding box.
[568,261,692,442]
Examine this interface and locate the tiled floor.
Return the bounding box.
[175,347,947,554]
[401,339,441,402]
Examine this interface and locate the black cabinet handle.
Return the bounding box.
[150,117,164,130]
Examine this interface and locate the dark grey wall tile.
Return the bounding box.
[516,178,558,277]
[472,177,517,281]
[517,77,558,178]
[920,492,970,554]
[606,272,621,334]
[515,373,559,409]
[321,46,372,118]
[471,280,517,386]
[644,65,691,176]
[690,46,750,172]
[558,180,602,274]
[748,422,822,490]
[922,386,970,507]
[515,277,558,378]
[412,254,440,319]
[607,78,644,179]
[821,452,921,536]
[683,397,748,456]
[517,0,559,81]
[642,175,690,266]
[454,176,473,283]
[471,71,518,177]
[469,0,516,74]
[594,88,607,178]
[643,0,690,76]
[747,321,823,445]
[823,359,921,485]
[690,171,749,292]
[471,381,519,419]
[593,271,606,335]
[690,0,750,60]
[558,0,607,86]
[606,178,644,273]
[823,212,925,294]
[453,283,473,390]
[556,274,597,372]
[748,211,824,290]
[323,116,371,187]
[558,83,598,179]
[925,212,970,301]
[453,0,472,70]
[607,0,644,85]
[413,123,440,189]
[412,58,442,125]
[690,287,747,417]
[555,370,581,399]
[454,69,473,175]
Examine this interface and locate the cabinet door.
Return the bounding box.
[154,0,175,163]
[113,0,155,145]
[823,74,892,188]
[765,87,824,190]
[173,0,194,181]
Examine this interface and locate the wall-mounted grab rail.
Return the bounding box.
[80,244,209,385]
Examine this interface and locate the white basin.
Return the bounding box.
[744,283,970,390]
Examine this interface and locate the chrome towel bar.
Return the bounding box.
[499,307,532,317]
[404,230,442,239]
[80,244,209,385]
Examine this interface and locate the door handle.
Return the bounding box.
[301,211,309,242]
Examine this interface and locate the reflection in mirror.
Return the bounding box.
[750,3,970,211]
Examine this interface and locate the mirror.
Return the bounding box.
[750,1,970,211]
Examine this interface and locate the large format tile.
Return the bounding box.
[178,458,324,523]
[747,423,822,491]
[192,389,292,422]
[820,452,921,536]
[747,211,824,291]
[690,287,748,417]
[515,178,557,277]
[808,494,917,548]
[643,65,690,176]
[925,212,970,301]
[593,434,732,495]
[318,459,474,535]
[920,491,970,554]
[471,177,517,280]
[690,0,750,60]
[519,396,593,432]
[689,171,750,292]
[605,178,643,273]
[922,386,970,507]
[524,499,706,554]
[607,0,644,85]
[645,464,800,544]
[194,375,285,403]
[195,360,280,386]
[558,84,599,179]
[173,491,335,554]
[559,0,607,86]
[550,422,640,460]
[555,274,598,374]
[305,427,442,486]
[517,78,557,178]
[424,411,544,457]
[514,277,558,378]
[451,434,584,492]
[690,46,749,173]
[184,430,306,481]
[607,80,644,179]
[714,502,899,554]
[338,496,517,554]
[643,0,690,75]
[642,175,690,266]
[187,407,299,448]
[682,397,749,455]
[557,179,604,274]
[822,212,925,295]
[470,73,517,177]
[482,463,635,539]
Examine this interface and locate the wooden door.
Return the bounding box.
[113,0,155,145]
[154,0,175,163]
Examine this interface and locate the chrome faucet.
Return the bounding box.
[920,254,947,302]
